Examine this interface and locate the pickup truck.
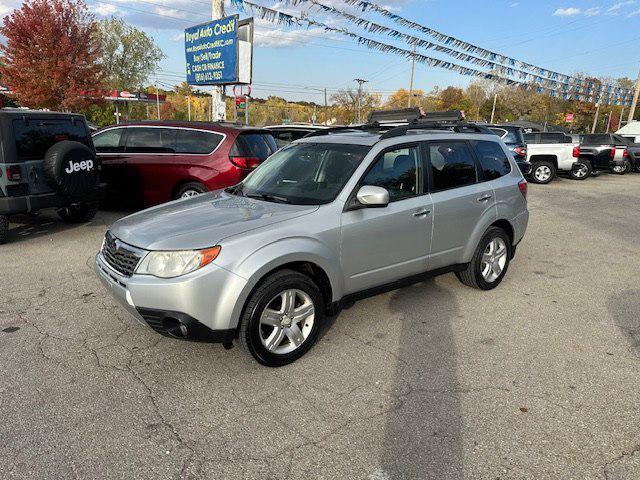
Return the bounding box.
[523,132,588,184]
[610,134,640,173]
[578,134,630,175]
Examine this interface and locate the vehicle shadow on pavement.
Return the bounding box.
[6,213,78,243]
[608,289,640,354]
[380,279,463,479]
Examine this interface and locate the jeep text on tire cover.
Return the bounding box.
[65,160,94,174]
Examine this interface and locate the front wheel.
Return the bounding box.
[56,202,98,223]
[612,160,631,175]
[530,161,556,184]
[239,269,324,367]
[175,181,207,199]
[456,227,512,290]
[0,215,8,244]
[569,161,592,180]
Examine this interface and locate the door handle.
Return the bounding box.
[477,194,493,202]
[413,209,431,217]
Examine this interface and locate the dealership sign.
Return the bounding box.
[184,15,253,86]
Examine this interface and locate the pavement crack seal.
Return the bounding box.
[603,444,640,480]
[126,357,196,480]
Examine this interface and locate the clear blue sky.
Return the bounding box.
[2,0,639,103]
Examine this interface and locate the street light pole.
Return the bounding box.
[592,103,601,134]
[354,78,368,124]
[211,0,226,122]
[490,94,497,124]
[155,83,161,120]
[408,44,416,108]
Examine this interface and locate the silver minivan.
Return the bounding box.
[95,119,529,366]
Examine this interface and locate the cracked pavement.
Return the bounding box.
[1,174,639,479]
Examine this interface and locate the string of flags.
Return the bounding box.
[230,0,632,105]
[339,0,633,100]
[280,0,633,104]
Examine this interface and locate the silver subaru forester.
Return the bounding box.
[95,119,529,366]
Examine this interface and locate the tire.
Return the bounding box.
[56,202,98,223]
[0,215,8,245]
[456,227,512,291]
[568,160,592,180]
[175,182,207,199]
[612,160,631,175]
[43,141,99,200]
[530,161,556,184]
[239,269,324,367]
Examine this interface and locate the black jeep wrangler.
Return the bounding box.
[0,109,100,244]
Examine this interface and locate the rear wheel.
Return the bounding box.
[0,215,8,244]
[239,269,324,367]
[175,182,207,199]
[456,227,512,290]
[530,161,556,184]
[56,202,98,223]
[612,160,631,175]
[568,161,592,180]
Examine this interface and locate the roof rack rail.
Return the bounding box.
[302,124,380,138]
[379,121,494,140]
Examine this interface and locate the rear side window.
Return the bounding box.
[428,142,477,191]
[580,134,612,145]
[93,128,124,153]
[174,129,223,154]
[234,133,277,161]
[523,133,538,143]
[471,140,512,180]
[125,127,176,153]
[539,133,570,144]
[12,118,91,161]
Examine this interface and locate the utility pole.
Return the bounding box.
[155,83,161,120]
[628,65,640,123]
[591,102,601,134]
[408,45,416,108]
[187,95,191,121]
[490,94,497,124]
[606,110,612,133]
[211,0,226,122]
[354,78,368,124]
[619,106,626,129]
[324,88,328,125]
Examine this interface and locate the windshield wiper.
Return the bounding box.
[225,185,244,196]
[245,193,291,204]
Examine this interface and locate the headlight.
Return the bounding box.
[135,246,221,278]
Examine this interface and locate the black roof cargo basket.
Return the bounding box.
[420,110,465,122]
[368,108,421,124]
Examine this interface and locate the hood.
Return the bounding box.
[109,190,318,250]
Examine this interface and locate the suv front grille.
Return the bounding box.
[102,232,143,277]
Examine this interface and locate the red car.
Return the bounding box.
[93,121,278,207]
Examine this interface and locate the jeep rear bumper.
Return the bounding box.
[0,192,65,215]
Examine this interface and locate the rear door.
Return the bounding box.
[341,143,433,293]
[427,140,496,270]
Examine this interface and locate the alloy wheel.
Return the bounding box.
[481,238,508,283]
[181,189,201,198]
[259,289,315,355]
[574,164,588,178]
[534,166,552,182]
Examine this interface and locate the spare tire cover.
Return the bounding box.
[43,141,99,199]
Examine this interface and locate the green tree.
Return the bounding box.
[96,17,164,90]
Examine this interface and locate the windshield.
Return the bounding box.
[228,142,371,205]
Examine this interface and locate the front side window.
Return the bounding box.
[93,128,124,153]
[428,142,477,191]
[125,127,176,153]
[471,140,512,180]
[361,145,421,202]
[229,142,370,205]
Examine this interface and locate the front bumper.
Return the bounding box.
[94,252,247,342]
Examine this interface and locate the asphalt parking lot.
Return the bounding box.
[1,173,639,480]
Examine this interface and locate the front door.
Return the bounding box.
[341,144,433,294]
[425,140,496,269]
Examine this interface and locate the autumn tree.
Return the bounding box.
[330,88,381,125]
[97,17,164,90]
[0,0,103,110]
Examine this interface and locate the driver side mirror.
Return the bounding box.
[356,185,389,208]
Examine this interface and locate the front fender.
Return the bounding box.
[228,237,343,329]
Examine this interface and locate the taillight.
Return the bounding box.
[5,165,21,181]
[623,149,629,158]
[518,179,528,199]
[230,156,261,169]
[573,146,580,158]
[610,147,616,158]
[514,146,526,157]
